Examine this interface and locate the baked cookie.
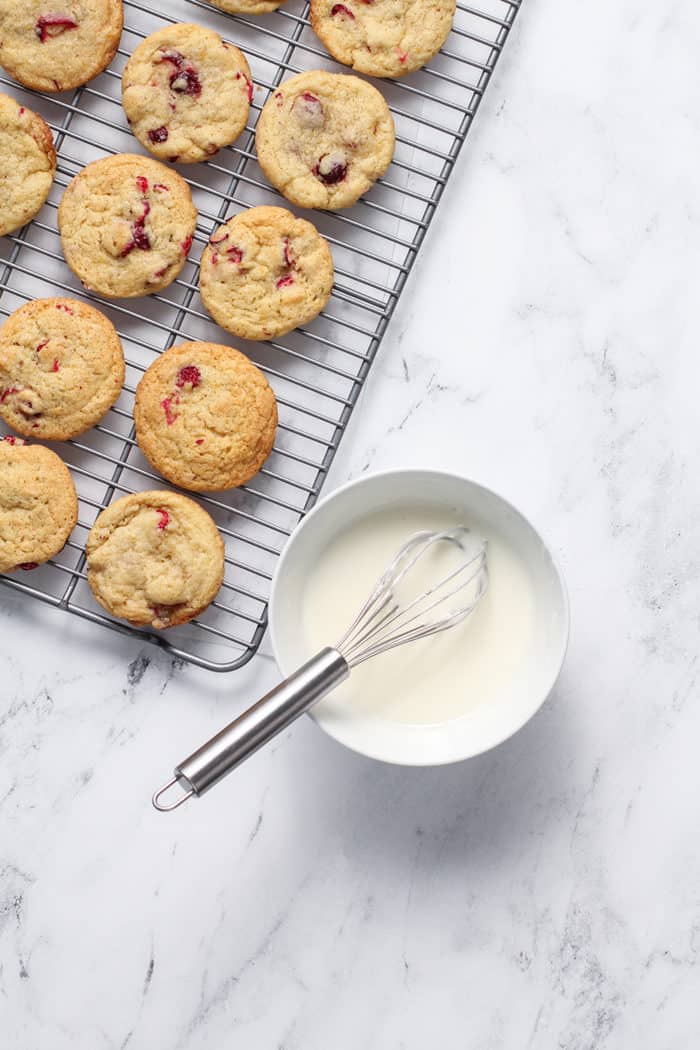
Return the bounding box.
[0,1,123,93]
[310,0,456,78]
[207,0,284,14]
[58,154,197,298]
[0,297,125,440]
[0,93,55,237]
[255,71,395,210]
[134,341,277,492]
[0,438,78,572]
[199,206,334,341]
[122,23,252,164]
[86,490,225,629]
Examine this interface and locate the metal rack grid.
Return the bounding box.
[0,0,521,671]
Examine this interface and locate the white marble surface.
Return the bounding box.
[3,1,700,1046]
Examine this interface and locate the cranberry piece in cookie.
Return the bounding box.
[314,151,348,185]
[175,365,201,389]
[292,91,324,128]
[122,23,252,164]
[35,14,79,43]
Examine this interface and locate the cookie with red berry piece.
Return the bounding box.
[207,0,284,14]
[58,154,198,298]
[199,206,334,341]
[86,489,225,629]
[0,1,123,93]
[122,23,253,164]
[134,341,277,492]
[0,92,56,237]
[310,0,456,78]
[0,297,125,440]
[255,70,395,210]
[0,437,78,573]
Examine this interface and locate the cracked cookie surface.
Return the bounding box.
[199,206,334,341]
[58,154,197,298]
[0,297,125,439]
[86,489,225,629]
[134,341,277,492]
[0,0,123,93]
[0,438,78,572]
[255,70,395,210]
[0,92,56,237]
[310,0,455,78]
[122,23,252,164]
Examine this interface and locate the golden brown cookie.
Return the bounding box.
[0,92,56,237]
[0,437,78,572]
[86,489,225,629]
[134,341,277,492]
[199,206,334,341]
[0,297,125,439]
[122,23,252,164]
[255,71,395,210]
[207,0,284,14]
[0,1,123,93]
[310,0,456,78]
[57,154,198,298]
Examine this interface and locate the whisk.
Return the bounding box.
[152,526,488,811]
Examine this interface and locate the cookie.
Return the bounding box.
[199,206,334,341]
[207,0,284,14]
[0,437,78,572]
[122,23,252,165]
[0,93,56,238]
[58,154,198,298]
[0,1,123,93]
[255,71,395,210]
[134,341,277,492]
[310,0,456,78]
[0,297,125,440]
[86,490,225,629]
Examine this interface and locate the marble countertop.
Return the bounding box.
[3,1,699,1046]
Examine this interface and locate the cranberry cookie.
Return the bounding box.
[255,71,395,210]
[0,1,123,93]
[122,23,252,164]
[58,154,197,298]
[0,297,124,440]
[0,93,55,237]
[86,490,225,629]
[310,0,456,78]
[134,341,277,492]
[199,206,334,340]
[0,437,78,572]
[208,0,284,14]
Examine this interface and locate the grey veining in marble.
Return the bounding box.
[2,0,700,1046]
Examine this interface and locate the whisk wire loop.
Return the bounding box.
[335,527,489,668]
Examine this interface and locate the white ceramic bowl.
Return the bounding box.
[269,469,569,766]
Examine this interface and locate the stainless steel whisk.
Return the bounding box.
[152,526,488,811]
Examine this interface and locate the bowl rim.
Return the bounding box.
[269,467,570,766]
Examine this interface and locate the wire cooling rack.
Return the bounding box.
[0,0,520,671]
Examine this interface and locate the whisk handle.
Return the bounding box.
[153,648,348,809]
